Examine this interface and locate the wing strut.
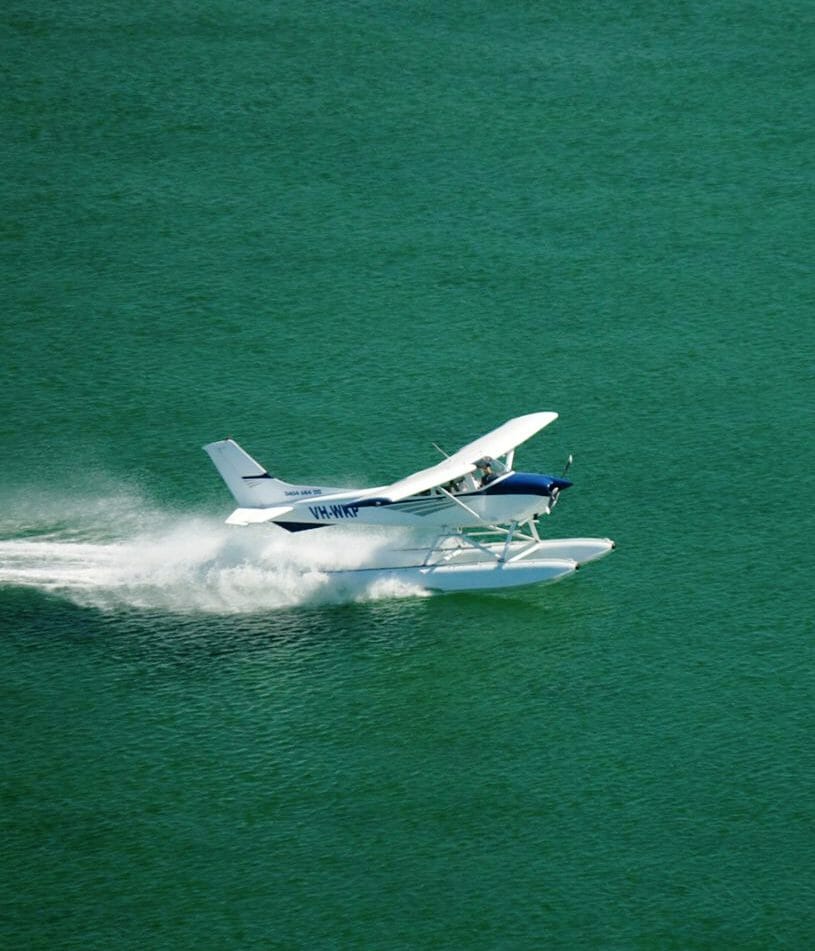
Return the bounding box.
[438,485,488,524]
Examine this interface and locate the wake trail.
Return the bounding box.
[0,494,429,613]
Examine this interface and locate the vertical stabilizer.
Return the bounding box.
[203,439,297,507]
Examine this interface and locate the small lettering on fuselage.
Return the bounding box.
[308,504,359,520]
[286,488,322,497]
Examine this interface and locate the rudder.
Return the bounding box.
[203,439,295,507]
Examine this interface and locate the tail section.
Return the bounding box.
[203,439,302,507]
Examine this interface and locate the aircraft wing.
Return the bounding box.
[364,412,558,503]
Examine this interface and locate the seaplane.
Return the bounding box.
[203,412,614,594]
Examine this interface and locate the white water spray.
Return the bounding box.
[0,492,430,613]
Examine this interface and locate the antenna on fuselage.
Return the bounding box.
[432,442,450,458]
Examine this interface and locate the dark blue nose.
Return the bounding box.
[539,475,573,495]
[544,475,573,493]
[483,472,572,497]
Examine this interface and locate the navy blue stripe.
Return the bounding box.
[481,472,572,497]
[273,521,326,533]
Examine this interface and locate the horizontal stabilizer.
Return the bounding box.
[225,506,292,526]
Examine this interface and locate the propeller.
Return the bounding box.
[542,455,573,514]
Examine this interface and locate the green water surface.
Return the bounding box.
[2,2,813,948]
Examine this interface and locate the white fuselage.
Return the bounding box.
[273,471,568,531]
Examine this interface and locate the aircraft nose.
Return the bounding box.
[484,472,572,498]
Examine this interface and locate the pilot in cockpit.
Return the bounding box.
[476,457,498,487]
